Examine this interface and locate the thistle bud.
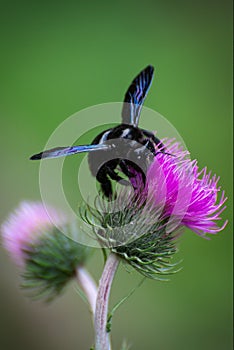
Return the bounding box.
[1,201,90,300]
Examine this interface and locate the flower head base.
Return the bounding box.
[1,201,91,300]
[80,194,181,279]
[21,227,90,300]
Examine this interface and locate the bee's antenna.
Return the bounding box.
[155,151,175,157]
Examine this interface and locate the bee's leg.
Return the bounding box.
[107,168,130,186]
[119,159,146,189]
[141,130,175,157]
[141,129,166,152]
[96,166,113,199]
[119,159,135,178]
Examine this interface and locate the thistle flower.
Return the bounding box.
[146,138,228,237]
[81,138,227,279]
[1,201,91,300]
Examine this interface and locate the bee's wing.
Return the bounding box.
[122,65,154,127]
[30,144,109,160]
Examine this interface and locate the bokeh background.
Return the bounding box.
[0,1,232,349]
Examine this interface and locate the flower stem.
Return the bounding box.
[94,253,120,350]
[76,266,98,317]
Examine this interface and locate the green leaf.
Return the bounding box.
[106,278,145,333]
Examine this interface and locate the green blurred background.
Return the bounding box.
[0,0,232,349]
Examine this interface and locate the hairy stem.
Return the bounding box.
[76,266,98,317]
[94,253,120,350]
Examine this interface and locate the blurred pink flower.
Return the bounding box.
[1,201,65,267]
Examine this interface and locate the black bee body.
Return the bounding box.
[31,65,165,199]
[88,124,162,198]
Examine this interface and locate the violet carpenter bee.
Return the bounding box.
[31,65,167,199]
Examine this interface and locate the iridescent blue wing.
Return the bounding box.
[121,65,154,127]
[30,144,109,160]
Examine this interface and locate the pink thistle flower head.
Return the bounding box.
[146,138,228,237]
[1,201,65,267]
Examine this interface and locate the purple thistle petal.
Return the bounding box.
[145,139,228,237]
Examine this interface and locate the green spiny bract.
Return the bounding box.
[21,228,91,301]
[80,194,181,280]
